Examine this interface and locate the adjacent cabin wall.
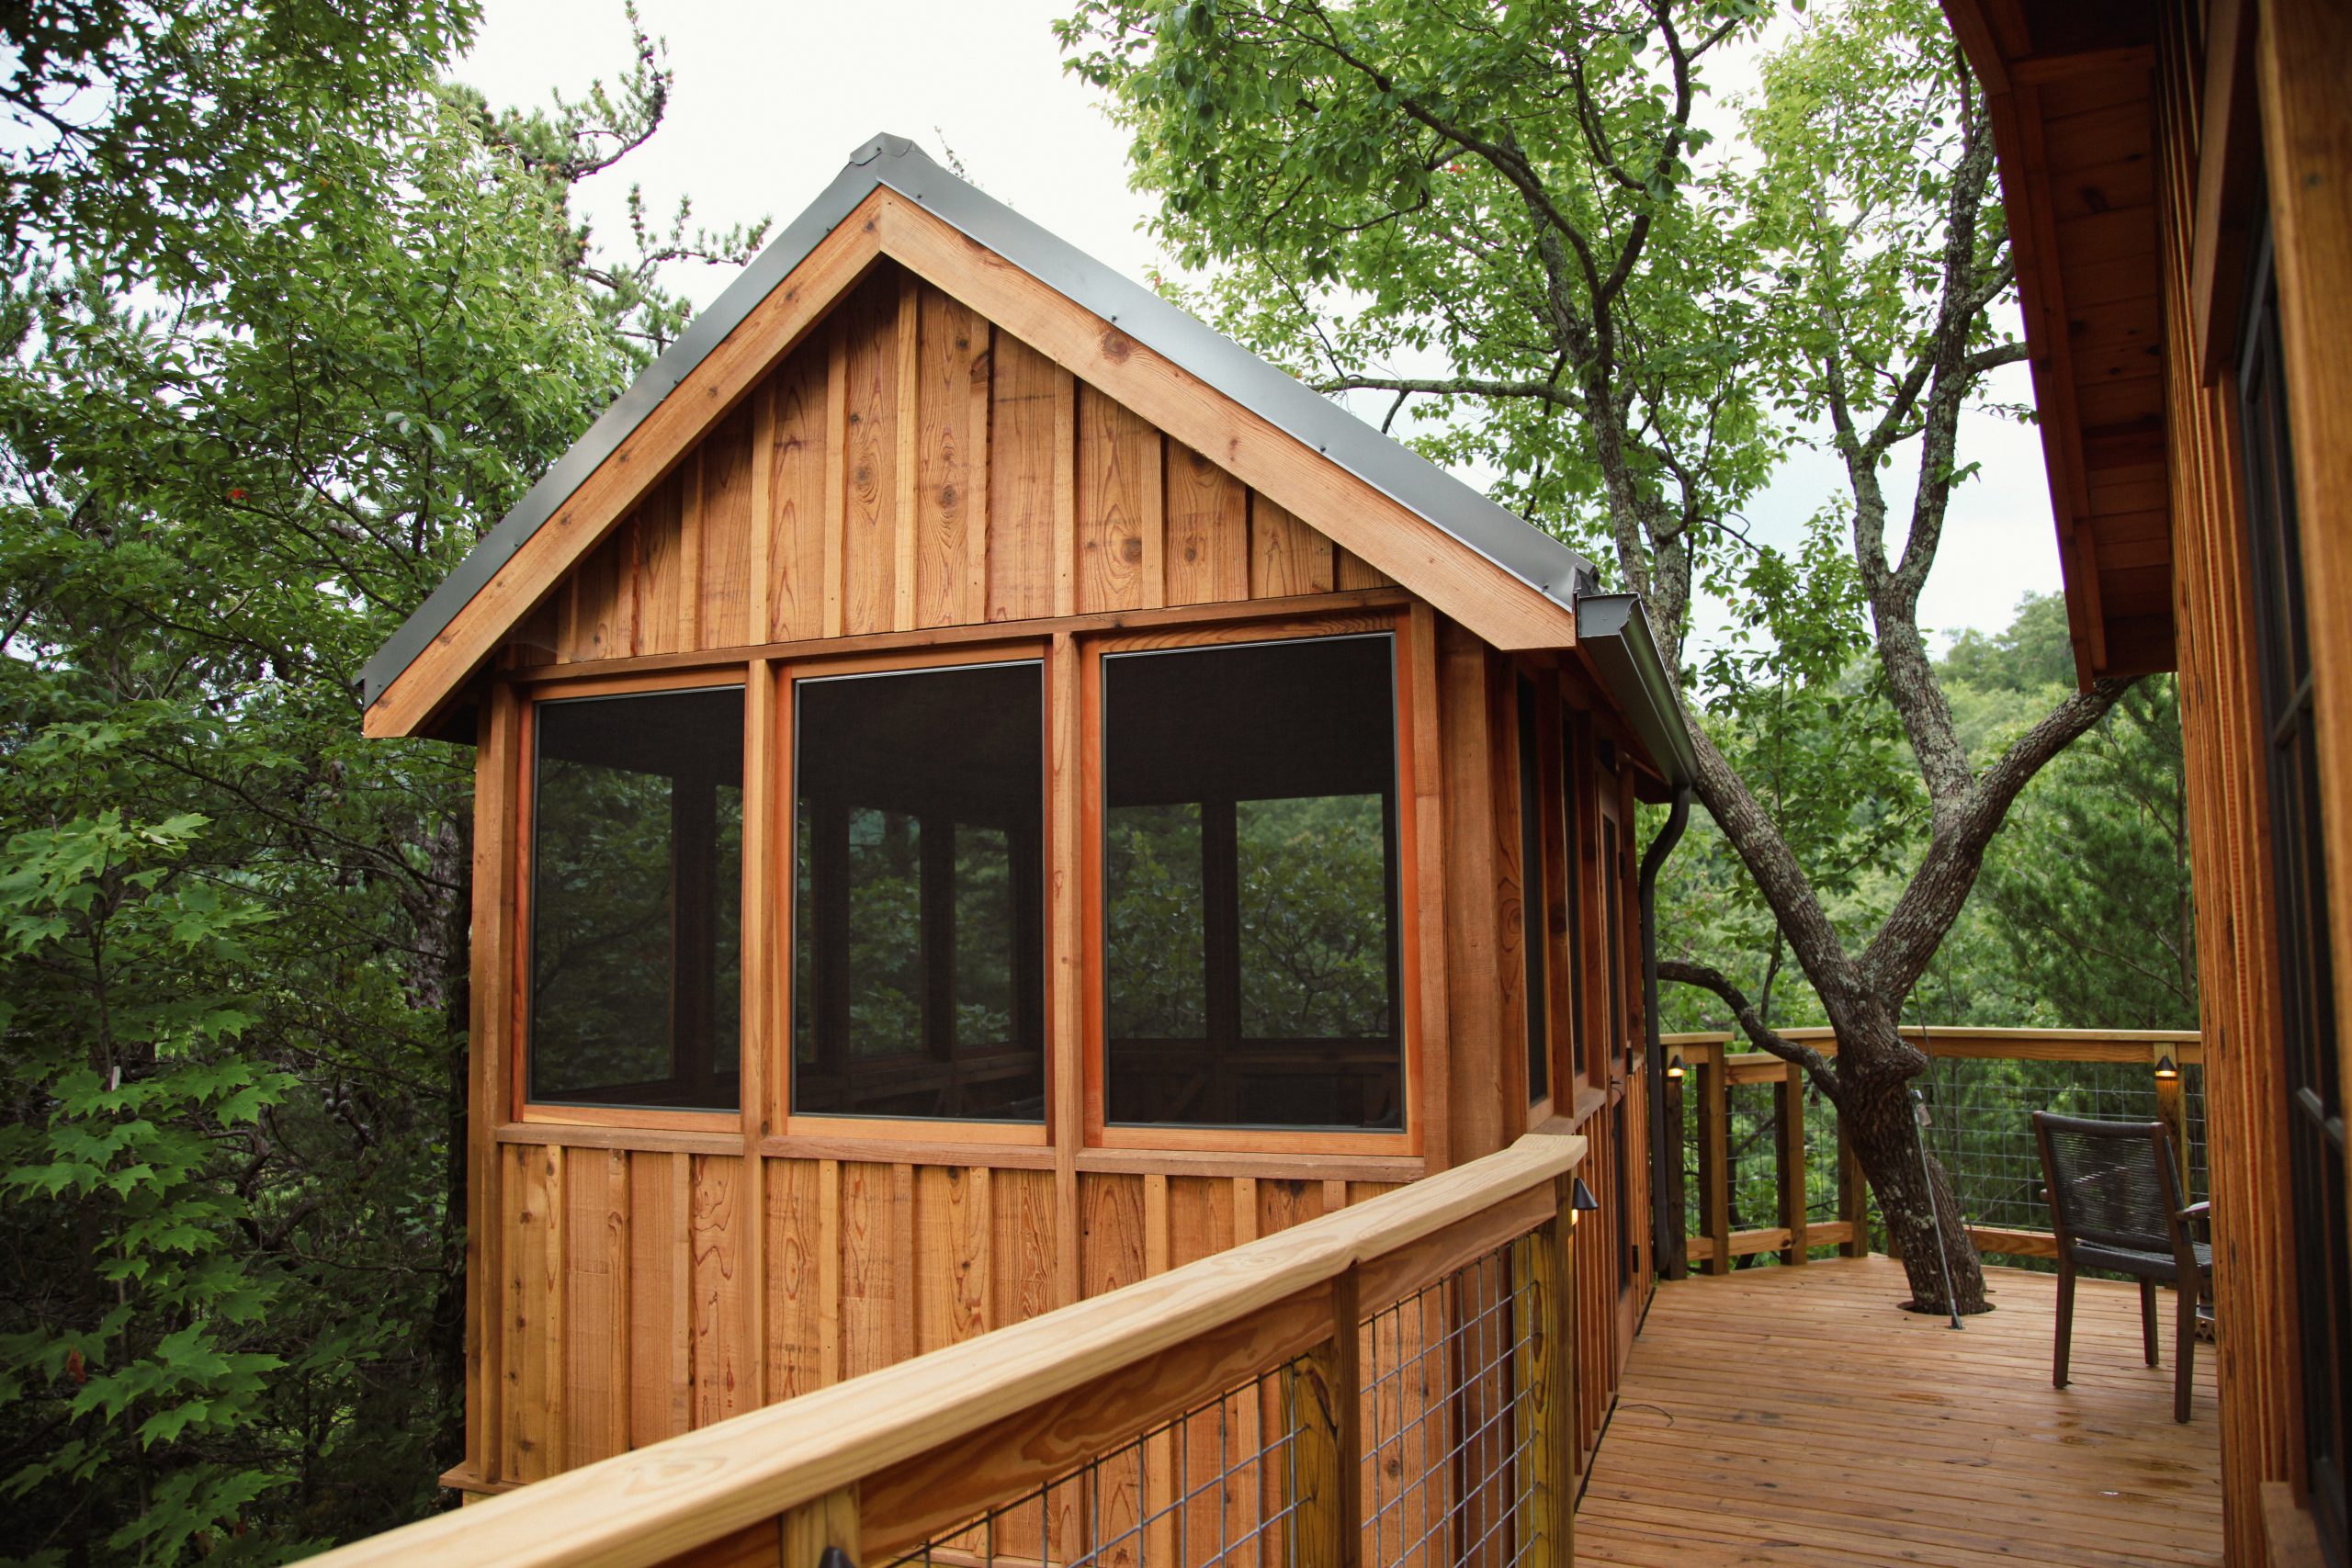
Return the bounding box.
[457,258,1655,1499]
[495,261,1391,674]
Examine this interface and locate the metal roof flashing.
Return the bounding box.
[360,132,1600,720]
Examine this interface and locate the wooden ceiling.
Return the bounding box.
[1942,0,2174,684]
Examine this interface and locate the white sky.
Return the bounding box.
[458,0,2061,649]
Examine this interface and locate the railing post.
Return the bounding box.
[1288,1267,1362,1568]
[778,1485,860,1568]
[1698,1047,1732,1275]
[1663,1055,1689,1280]
[1838,1110,1870,1258]
[1776,1064,1809,1265]
[2154,1043,2190,1199]
[1516,1189,1577,1568]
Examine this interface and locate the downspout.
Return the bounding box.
[1639,784,1692,1274]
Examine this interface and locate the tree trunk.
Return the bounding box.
[1830,1015,1988,1315]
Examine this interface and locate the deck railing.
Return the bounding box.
[1660,1027,2203,1274]
[308,1132,1587,1568]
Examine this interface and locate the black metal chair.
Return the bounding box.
[2031,1111,2212,1423]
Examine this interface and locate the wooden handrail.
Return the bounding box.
[1662,1028,2203,1271]
[311,1131,1586,1568]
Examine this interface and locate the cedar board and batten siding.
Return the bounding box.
[459,257,1654,1495]
[499,263,1393,674]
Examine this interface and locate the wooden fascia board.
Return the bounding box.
[368,197,1577,740]
[869,191,1577,657]
[361,197,892,739]
[1983,71,2111,685]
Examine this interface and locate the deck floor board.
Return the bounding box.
[1575,1257,2222,1567]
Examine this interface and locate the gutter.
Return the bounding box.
[1573,592,1698,1276]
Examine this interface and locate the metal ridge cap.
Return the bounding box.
[859,141,1596,610]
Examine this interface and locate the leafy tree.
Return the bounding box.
[1061,0,2133,1311]
[0,9,757,1561]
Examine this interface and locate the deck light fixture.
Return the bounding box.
[1666,1048,1686,1081]
[1570,1177,1600,1224]
[2154,1052,2180,1083]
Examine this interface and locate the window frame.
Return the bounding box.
[511,667,755,1133]
[772,640,1055,1150]
[1079,611,1425,1156]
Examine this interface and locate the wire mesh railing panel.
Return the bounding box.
[882,1375,1300,1568]
[1361,1247,1537,1568]
[1919,1057,2209,1233]
[886,1242,1541,1568]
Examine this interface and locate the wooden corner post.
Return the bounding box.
[1288,1268,1363,1568]
[1776,1064,1809,1266]
[1662,1060,1688,1280]
[778,1486,860,1568]
[1696,1049,1731,1276]
[1515,1184,1577,1567]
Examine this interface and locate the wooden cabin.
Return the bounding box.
[358,135,1695,1504]
[1940,1,2352,1562]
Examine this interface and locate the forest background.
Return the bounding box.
[0,1,2188,1562]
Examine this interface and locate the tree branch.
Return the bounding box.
[1657,958,1845,1091]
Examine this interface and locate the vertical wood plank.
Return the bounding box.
[749,381,774,647]
[634,481,684,656]
[986,334,1058,622]
[990,1166,1057,1328]
[1052,366,1077,618]
[1337,547,1396,591]
[1049,633,1084,1307]
[559,521,637,662]
[691,1154,752,1427]
[466,689,519,1483]
[915,1165,991,1353]
[1075,386,1161,614]
[1289,1270,1362,1568]
[563,1147,630,1467]
[893,276,920,632]
[678,454,704,651]
[842,276,900,637]
[891,1163,916,1365]
[1437,625,1507,1167]
[628,1152,694,1448]
[765,1158,823,1403]
[503,1143,563,1483]
[1838,1106,1869,1259]
[1164,439,1250,605]
[839,1161,896,1378]
[699,405,755,649]
[818,1157,842,1385]
[821,321,848,639]
[1408,605,1452,1174]
[1250,492,1336,598]
[769,348,831,642]
[913,287,985,628]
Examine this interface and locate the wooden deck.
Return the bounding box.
[1577,1257,2222,1567]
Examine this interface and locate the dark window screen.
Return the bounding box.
[1103,634,1404,1130]
[1604,811,1626,1067]
[1518,677,1549,1104]
[2239,236,2348,1567]
[1562,724,1588,1083]
[529,685,744,1111]
[792,661,1045,1121]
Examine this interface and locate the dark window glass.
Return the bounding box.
[1518,677,1549,1104]
[529,685,744,1111]
[1102,634,1403,1130]
[792,662,1045,1121]
[2239,236,2348,1566]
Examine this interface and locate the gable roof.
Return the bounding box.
[360,134,1603,734]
